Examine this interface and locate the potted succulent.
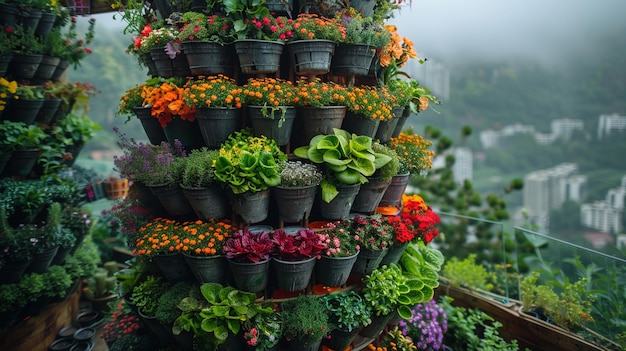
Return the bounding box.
[179,147,230,220]
[273,160,323,224]
[281,295,329,351]
[177,12,236,76]
[82,262,120,313]
[173,282,275,350]
[271,227,327,292]
[179,218,233,285]
[222,227,275,293]
[213,129,286,223]
[242,77,298,147]
[322,290,372,350]
[293,128,392,219]
[183,75,244,148]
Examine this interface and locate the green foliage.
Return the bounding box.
[294,128,392,202]
[131,275,170,316]
[441,254,496,291]
[155,281,194,326]
[323,290,372,332]
[440,297,521,351]
[281,295,329,341]
[173,283,273,348]
[180,147,220,188]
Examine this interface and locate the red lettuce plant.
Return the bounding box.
[223,228,274,263]
[272,228,327,261]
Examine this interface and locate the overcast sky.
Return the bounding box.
[388,0,626,66]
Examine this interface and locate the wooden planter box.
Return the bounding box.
[435,283,610,351]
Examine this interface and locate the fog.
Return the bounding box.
[389,0,626,66]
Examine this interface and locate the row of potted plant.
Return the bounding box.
[118,75,402,125]
[116,234,443,351]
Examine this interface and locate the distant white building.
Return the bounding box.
[551,118,584,140]
[581,201,623,233]
[479,119,582,149]
[523,163,584,232]
[580,175,626,233]
[598,113,626,139]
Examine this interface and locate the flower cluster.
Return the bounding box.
[248,15,293,41]
[143,79,195,127]
[370,326,417,351]
[294,78,347,108]
[105,198,155,239]
[179,219,233,256]
[183,75,244,109]
[0,77,17,112]
[177,14,235,44]
[345,85,395,121]
[398,300,448,350]
[318,219,360,257]
[383,215,413,245]
[378,24,416,68]
[289,13,346,42]
[134,25,179,57]
[242,77,298,107]
[352,214,394,250]
[401,194,441,244]
[113,128,186,186]
[134,217,182,256]
[278,160,323,187]
[102,302,143,345]
[388,129,434,175]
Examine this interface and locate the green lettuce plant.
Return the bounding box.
[213,129,286,194]
[173,282,274,349]
[293,128,392,202]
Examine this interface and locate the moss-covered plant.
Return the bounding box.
[154,281,195,327]
[281,295,329,342]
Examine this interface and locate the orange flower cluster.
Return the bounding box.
[378,24,417,68]
[242,77,298,107]
[134,217,182,256]
[183,74,244,109]
[143,80,195,127]
[388,131,434,175]
[134,218,233,257]
[290,13,346,42]
[295,78,347,107]
[345,85,395,121]
[180,219,232,256]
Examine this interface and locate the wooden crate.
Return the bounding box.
[0,285,80,351]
